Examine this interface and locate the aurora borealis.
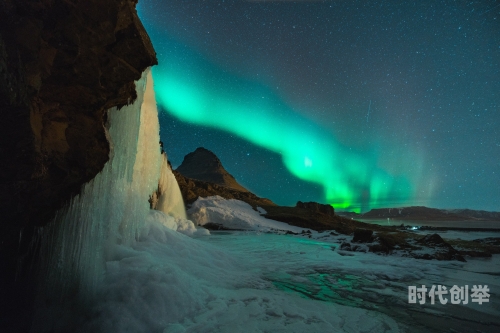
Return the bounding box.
[138,0,500,212]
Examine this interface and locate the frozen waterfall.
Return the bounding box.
[153,155,188,221]
[32,68,197,331]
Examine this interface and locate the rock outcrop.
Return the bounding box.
[176,147,249,192]
[414,234,466,262]
[174,170,275,208]
[1,0,156,249]
[0,1,156,331]
[352,229,374,243]
[296,201,335,217]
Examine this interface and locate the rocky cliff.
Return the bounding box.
[174,170,275,208]
[0,1,156,331]
[0,0,156,253]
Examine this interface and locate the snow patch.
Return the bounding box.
[187,196,302,233]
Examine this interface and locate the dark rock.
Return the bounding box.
[369,244,391,253]
[1,0,157,234]
[296,201,335,217]
[201,223,243,231]
[174,170,275,208]
[352,229,374,243]
[459,250,492,258]
[472,237,500,246]
[176,147,248,192]
[416,234,466,262]
[418,233,447,246]
[369,232,413,254]
[0,1,157,331]
[340,242,351,250]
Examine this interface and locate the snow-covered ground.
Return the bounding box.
[73,215,401,333]
[67,197,500,333]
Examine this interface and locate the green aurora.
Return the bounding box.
[150,37,414,213]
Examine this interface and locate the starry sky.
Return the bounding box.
[137,0,500,213]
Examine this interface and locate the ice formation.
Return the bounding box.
[33,69,200,331]
[36,69,160,297]
[155,155,188,221]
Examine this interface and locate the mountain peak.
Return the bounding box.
[176,147,249,192]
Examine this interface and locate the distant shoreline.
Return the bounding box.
[357,216,500,222]
[352,218,500,232]
[389,225,500,232]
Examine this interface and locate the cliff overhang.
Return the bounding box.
[0,3,156,329]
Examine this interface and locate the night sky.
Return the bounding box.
[137,0,500,212]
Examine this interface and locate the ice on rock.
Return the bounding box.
[154,155,207,237]
[152,154,207,236]
[155,154,188,220]
[36,69,162,306]
[188,195,302,232]
[32,68,204,331]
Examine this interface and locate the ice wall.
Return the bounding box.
[33,69,165,329]
[156,155,188,220]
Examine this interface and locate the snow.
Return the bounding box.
[75,218,403,333]
[63,221,499,332]
[256,206,267,215]
[187,195,303,233]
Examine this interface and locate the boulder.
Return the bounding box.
[416,234,466,262]
[352,229,374,243]
[296,201,335,216]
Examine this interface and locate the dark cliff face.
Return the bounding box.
[0,0,157,251]
[0,1,156,329]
